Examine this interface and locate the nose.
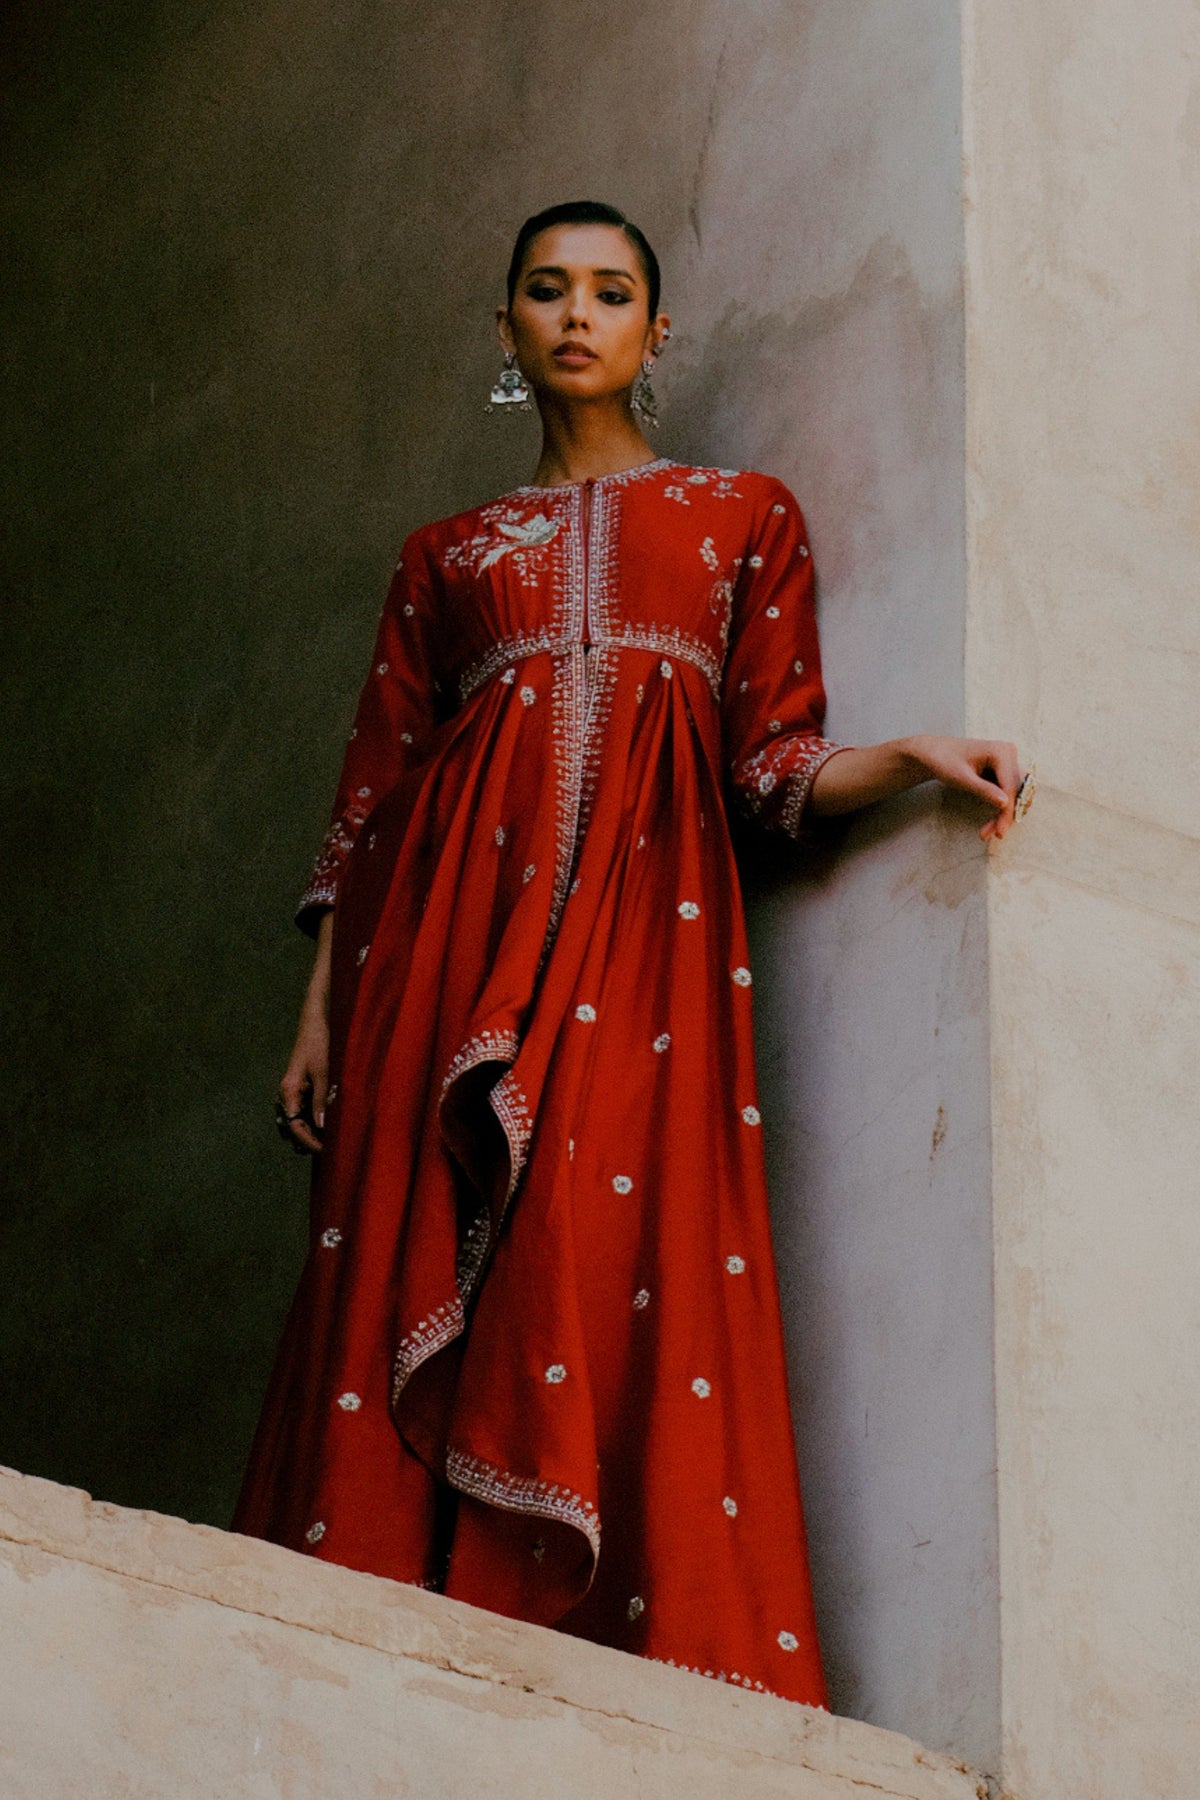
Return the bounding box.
[562,289,591,331]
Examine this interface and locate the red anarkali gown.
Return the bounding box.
[232,456,844,1708]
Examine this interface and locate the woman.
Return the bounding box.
[233,200,1026,1710]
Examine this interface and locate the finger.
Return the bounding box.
[291,1119,323,1155]
[311,1067,329,1131]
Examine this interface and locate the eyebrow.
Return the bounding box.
[523,264,638,284]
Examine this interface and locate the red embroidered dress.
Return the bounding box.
[233,456,843,1708]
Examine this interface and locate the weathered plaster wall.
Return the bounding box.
[964,0,1200,1793]
[0,1466,987,1800]
[1,0,995,1769]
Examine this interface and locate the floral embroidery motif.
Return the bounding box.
[356,786,371,798]
[748,554,764,569]
[392,1296,466,1401]
[523,863,537,883]
[725,1255,746,1275]
[612,1174,633,1194]
[320,1227,343,1248]
[798,544,810,558]
[699,537,720,571]
[741,1105,761,1126]
[723,1496,739,1517]
[778,1631,799,1653]
[633,1288,650,1309]
[495,825,506,845]
[765,606,780,618]
[356,944,370,965]
[501,666,517,683]
[443,507,562,586]
[653,1032,671,1052]
[575,1003,597,1022]
[376,661,389,675]
[305,1521,326,1543]
[731,967,752,986]
[772,502,786,514]
[627,1595,645,1620]
[692,1377,712,1398]
[677,900,700,919]
[768,719,782,733]
[337,1392,361,1411]
[793,659,804,674]
[660,658,672,678]
[520,684,537,705]
[735,735,844,837]
[545,1363,567,1384]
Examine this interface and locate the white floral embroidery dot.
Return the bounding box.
[545,1364,567,1384]
[732,966,752,986]
[356,944,369,965]
[627,1595,645,1620]
[768,719,782,733]
[520,684,537,706]
[376,662,389,675]
[660,659,673,678]
[356,786,371,798]
[692,1377,712,1398]
[320,1227,343,1248]
[653,1032,671,1052]
[637,834,646,849]
[568,1138,575,1159]
[523,863,537,883]
[725,1255,746,1275]
[778,1631,799,1653]
[723,1496,739,1516]
[739,678,749,692]
[741,1105,762,1126]
[403,603,414,616]
[771,503,786,514]
[633,1288,651,1310]
[612,1174,633,1194]
[495,825,506,845]
[306,1521,326,1543]
[793,659,804,674]
[501,667,516,683]
[636,683,645,703]
[765,605,780,618]
[749,554,764,568]
[366,834,376,851]
[798,545,810,558]
[337,1392,361,1411]
[678,900,700,919]
[575,1003,597,1023]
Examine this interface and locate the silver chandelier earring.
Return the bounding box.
[486,350,533,414]
[631,357,660,430]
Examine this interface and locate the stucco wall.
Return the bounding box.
[1,0,996,1770]
[964,0,1200,1793]
[0,1465,987,1800]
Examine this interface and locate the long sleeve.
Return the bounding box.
[295,528,441,938]
[721,478,848,838]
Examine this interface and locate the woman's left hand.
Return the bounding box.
[904,733,1023,841]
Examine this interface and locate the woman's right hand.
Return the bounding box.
[277,910,335,1155]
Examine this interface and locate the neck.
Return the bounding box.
[529,396,658,488]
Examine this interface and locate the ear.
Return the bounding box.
[496,306,516,356]
[644,310,672,359]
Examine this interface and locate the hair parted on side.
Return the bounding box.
[505,201,662,318]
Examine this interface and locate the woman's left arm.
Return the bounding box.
[807,735,1024,842]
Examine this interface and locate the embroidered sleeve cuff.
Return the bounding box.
[779,738,848,837]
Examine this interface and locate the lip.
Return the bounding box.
[553,342,598,365]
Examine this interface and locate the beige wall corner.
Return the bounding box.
[964,0,1200,1793]
[0,1465,988,1800]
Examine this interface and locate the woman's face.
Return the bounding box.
[498,222,669,406]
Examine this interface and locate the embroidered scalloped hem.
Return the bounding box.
[645,1654,829,1710]
[445,1445,601,1562]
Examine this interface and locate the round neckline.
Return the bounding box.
[510,456,675,496]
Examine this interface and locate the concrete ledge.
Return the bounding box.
[0,1464,987,1798]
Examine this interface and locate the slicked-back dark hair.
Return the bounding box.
[505,201,661,318]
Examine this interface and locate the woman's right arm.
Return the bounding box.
[278,908,335,1154]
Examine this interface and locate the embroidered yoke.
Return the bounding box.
[232,457,845,1709]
